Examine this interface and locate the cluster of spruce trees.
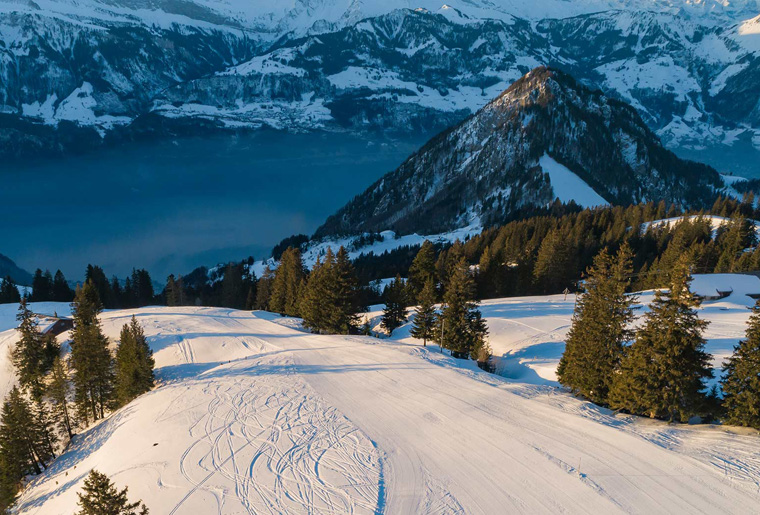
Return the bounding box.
[558,245,760,427]
[0,282,155,512]
[379,242,491,362]
[166,260,257,310]
[254,246,364,334]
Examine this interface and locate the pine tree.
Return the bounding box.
[381,275,407,335]
[48,356,73,439]
[165,275,179,307]
[332,247,362,334]
[70,282,115,424]
[255,266,275,310]
[722,300,760,429]
[408,240,436,297]
[410,279,437,346]
[31,399,57,466]
[76,470,148,515]
[0,387,54,478]
[300,254,332,334]
[12,298,57,398]
[269,248,305,316]
[31,269,53,302]
[52,270,73,302]
[115,317,155,407]
[609,257,712,422]
[86,265,114,308]
[0,276,21,304]
[557,245,637,405]
[436,258,488,359]
[533,228,574,294]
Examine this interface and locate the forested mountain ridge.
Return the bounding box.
[315,67,727,238]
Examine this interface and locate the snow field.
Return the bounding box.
[2,275,760,512]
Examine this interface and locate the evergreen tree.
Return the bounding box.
[48,356,73,440]
[221,264,245,309]
[557,245,637,405]
[76,470,148,515]
[0,386,55,480]
[408,240,437,296]
[12,298,57,398]
[300,254,332,334]
[0,276,20,304]
[245,285,255,311]
[165,275,180,307]
[31,269,53,302]
[722,300,760,429]
[610,258,712,422]
[52,270,73,302]
[70,282,115,424]
[533,228,575,294]
[381,275,407,335]
[114,317,155,407]
[130,269,154,308]
[332,247,361,334]
[86,265,113,308]
[269,248,305,316]
[410,279,437,346]
[436,258,488,359]
[31,399,57,466]
[255,266,275,310]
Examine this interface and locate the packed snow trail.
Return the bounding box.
[11,306,760,513]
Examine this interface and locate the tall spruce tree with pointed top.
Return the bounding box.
[557,244,637,405]
[165,275,179,307]
[722,300,760,429]
[436,258,488,358]
[12,298,57,399]
[115,317,155,407]
[332,247,361,334]
[411,279,437,346]
[76,470,149,515]
[269,247,305,316]
[0,276,20,304]
[381,275,408,335]
[255,266,275,310]
[610,257,712,422]
[300,253,332,333]
[70,281,115,424]
[48,355,73,440]
[408,240,436,297]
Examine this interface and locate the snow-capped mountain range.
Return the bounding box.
[1,0,759,163]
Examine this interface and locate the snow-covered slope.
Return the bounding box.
[375,273,760,390]
[7,301,760,513]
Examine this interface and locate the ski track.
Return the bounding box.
[11,306,760,514]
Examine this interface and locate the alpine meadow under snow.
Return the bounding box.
[0,291,759,514]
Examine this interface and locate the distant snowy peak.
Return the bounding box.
[314,67,725,238]
[0,0,756,36]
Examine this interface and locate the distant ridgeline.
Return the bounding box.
[1,3,759,169]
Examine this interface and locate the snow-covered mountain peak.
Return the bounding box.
[314,66,725,238]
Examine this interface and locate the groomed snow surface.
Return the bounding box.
[2,275,760,513]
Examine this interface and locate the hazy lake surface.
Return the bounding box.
[0,131,424,280]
